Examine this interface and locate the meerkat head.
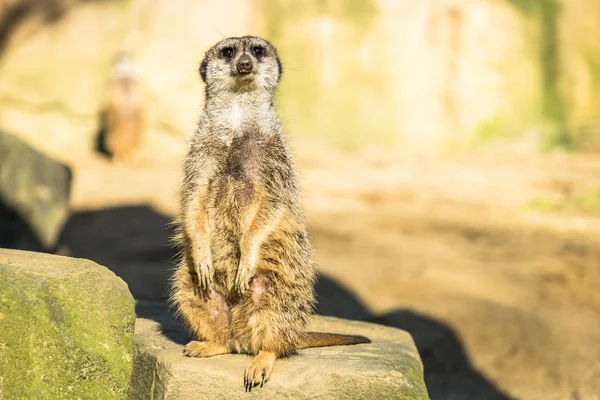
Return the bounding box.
[111,51,137,81]
[199,36,282,95]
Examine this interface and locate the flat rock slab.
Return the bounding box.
[0,249,135,399]
[130,301,429,399]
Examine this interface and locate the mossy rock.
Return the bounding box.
[0,249,135,399]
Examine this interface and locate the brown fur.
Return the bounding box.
[101,52,144,163]
[169,36,370,392]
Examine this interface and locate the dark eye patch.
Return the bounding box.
[252,46,265,58]
[220,47,235,59]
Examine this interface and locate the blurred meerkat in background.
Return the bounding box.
[98,51,145,163]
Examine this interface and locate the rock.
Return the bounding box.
[0,131,72,251]
[129,300,429,399]
[0,249,135,399]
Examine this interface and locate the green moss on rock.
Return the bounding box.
[0,249,135,399]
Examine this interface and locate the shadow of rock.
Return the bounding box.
[315,274,513,399]
[314,273,372,321]
[135,299,190,346]
[0,201,46,252]
[58,205,177,302]
[372,310,515,400]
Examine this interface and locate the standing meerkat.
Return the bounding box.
[100,52,145,163]
[170,36,370,392]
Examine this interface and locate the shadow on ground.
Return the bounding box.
[372,310,514,400]
[58,205,177,301]
[28,203,513,399]
[0,201,46,253]
[315,275,514,400]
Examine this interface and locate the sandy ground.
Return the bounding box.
[61,149,600,400]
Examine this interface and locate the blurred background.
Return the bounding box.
[1,0,599,399]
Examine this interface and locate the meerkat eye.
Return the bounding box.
[220,47,235,59]
[252,46,265,58]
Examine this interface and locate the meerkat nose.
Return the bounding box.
[237,56,254,74]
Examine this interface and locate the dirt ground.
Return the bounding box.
[61,148,600,400]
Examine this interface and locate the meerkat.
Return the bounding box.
[170,36,370,392]
[99,51,144,163]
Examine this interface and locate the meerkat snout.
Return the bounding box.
[236,55,253,74]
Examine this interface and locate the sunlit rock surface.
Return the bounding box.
[129,300,429,399]
[0,249,135,399]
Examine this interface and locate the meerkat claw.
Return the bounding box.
[244,374,253,392]
[195,263,214,299]
[244,366,257,392]
[234,266,253,295]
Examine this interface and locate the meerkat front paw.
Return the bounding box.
[234,259,255,295]
[194,259,214,300]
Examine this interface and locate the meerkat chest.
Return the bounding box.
[222,100,266,134]
[222,133,261,180]
[209,140,258,219]
[227,104,244,131]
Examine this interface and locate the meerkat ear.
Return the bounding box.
[199,55,208,82]
[276,55,282,81]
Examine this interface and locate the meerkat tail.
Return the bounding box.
[298,332,371,349]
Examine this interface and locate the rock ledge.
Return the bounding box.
[130,300,429,399]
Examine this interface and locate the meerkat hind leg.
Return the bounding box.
[184,341,230,358]
[172,271,231,357]
[244,350,277,392]
[240,273,288,391]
